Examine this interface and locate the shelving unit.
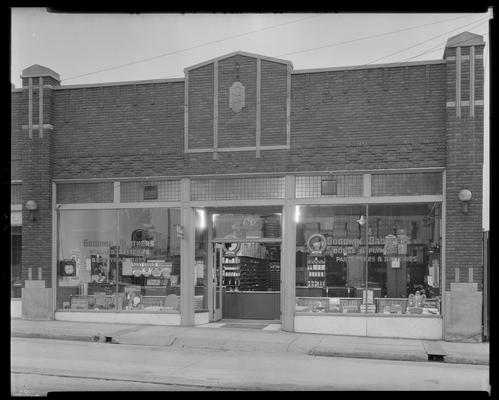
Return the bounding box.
[266,245,281,291]
[222,256,269,291]
[269,263,280,291]
[239,257,269,291]
[222,256,241,291]
[307,255,325,288]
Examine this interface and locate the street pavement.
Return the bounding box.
[10,318,489,365]
[11,337,491,393]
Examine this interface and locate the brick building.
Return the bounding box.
[11,31,486,341]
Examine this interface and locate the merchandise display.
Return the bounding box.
[340,298,362,313]
[295,203,442,315]
[59,260,76,277]
[239,257,270,291]
[307,255,325,287]
[267,245,281,291]
[221,244,280,293]
[295,296,329,312]
[222,256,241,291]
[296,294,440,314]
[57,208,182,313]
[222,255,269,291]
[218,242,281,319]
[269,263,281,291]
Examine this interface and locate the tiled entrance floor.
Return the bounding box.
[197,319,282,331]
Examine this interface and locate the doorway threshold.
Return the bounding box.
[196,319,281,331]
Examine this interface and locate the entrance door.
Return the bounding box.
[210,244,223,321]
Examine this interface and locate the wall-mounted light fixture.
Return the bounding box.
[458,189,472,214]
[25,200,38,221]
[356,215,366,226]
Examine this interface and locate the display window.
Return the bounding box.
[295,203,441,315]
[57,208,181,312]
[117,208,181,312]
[57,210,118,310]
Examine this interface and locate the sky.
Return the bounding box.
[10,8,491,229]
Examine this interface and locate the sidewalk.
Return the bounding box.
[10,318,489,366]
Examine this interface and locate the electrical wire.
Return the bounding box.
[61,13,482,83]
[364,21,487,65]
[330,18,489,74]
[362,17,489,66]
[276,13,482,58]
[396,25,488,65]
[61,14,323,82]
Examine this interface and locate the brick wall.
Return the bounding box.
[11,91,23,181]
[22,76,60,88]
[188,64,214,149]
[11,58,447,180]
[261,60,287,146]
[19,86,55,288]
[290,63,447,170]
[51,81,185,179]
[444,44,484,290]
[186,55,289,152]
[217,54,257,147]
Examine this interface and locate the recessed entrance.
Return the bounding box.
[206,206,282,322]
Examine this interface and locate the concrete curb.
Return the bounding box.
[11,332,94,343]
[11,331,489,365]
[171,338,293,354]
[309,349,428,362]
[444,355,489,365]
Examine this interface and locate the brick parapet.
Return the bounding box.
[9,59,448,180]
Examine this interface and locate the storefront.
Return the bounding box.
[49,172,444,339]
[11,31,485,341]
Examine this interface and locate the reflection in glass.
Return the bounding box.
[117,208,181,312]
[295,203,441,315]
[369,203,441,314]
[57,210,118,310]
[57,208,182,313]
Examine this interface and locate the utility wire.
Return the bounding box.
[85,26,490,82]
[323,18,489,74]
[400,30,488,63]
[167,28,489,98]
[276,13,482,58]
[62,13,481,83]
[380,30,488,68]
[363,17,489,66]
[61,14,322,82]
[396,22,488,64]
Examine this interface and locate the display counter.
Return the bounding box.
[223,291,280,319]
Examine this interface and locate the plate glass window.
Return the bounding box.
[295,203,441,315]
